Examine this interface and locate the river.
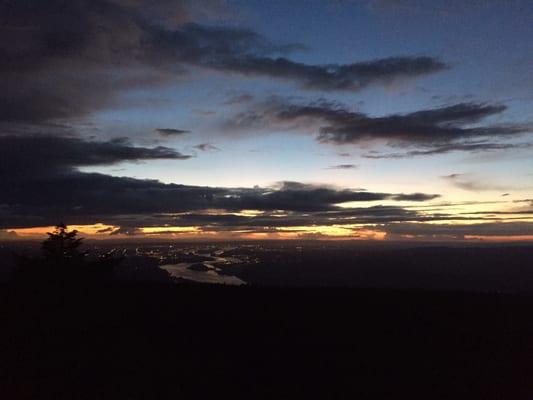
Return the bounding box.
[160,255,246,285]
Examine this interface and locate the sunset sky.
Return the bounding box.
[1,0,533,241]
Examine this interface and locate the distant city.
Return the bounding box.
[3,240,533,293]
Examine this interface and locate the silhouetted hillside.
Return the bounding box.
[220,243,533,292]
[2,281,533,399]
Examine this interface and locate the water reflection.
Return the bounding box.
[160,260,246,286]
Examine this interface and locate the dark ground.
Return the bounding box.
[221,244,533,292]
[2,282,533,399]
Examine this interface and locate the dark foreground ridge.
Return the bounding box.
[2,282,533,399]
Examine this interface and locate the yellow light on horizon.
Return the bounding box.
[465,235,533,241]
[140,226,200,234]
[12,223,117,237]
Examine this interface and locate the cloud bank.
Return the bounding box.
[226,99,528,147]
[0,0,447,125]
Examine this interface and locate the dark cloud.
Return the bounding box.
[459,210,533,216]
[228,99,528,146]
[0,134,197,228]
[195,182,438,215]
[35,202,523,236]
[0,0,447,124]
[382,221,533,239]
[96,227,115,233]
[244,99,529,144]
[514,199,533,206]
[212,55,447,91]
[156,128,191,136]
[391,193,441,201]
[326,164,358,169]
[0,135,191,178]
[0,131,441,229]
[0,174,440,228]
[363,142,532,158]
[1,133,523,235]
[224,181,386,212]
[1,0,154,122]
[193,143,220,151]
[0,134,440,229]
[157,205,425,230]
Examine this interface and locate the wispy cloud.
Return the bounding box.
[156,128,191,136]
[364,142,532,158]
[325,164,358,170]
[194,143,220,152]
[0,1,448,124]
[442,173,521,192]
[224,98,529,147]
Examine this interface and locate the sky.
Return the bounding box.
[1,0,533,241]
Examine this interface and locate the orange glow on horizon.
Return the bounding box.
[11,224,118,238]
[465,235,533,241]
[140,226,200,234]
[5,223,533,242]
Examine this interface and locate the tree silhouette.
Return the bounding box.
[41,223,87,265]
[14,223,124,285]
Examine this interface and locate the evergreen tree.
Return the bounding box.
[14,223,124,284]
[41,223,87,265]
